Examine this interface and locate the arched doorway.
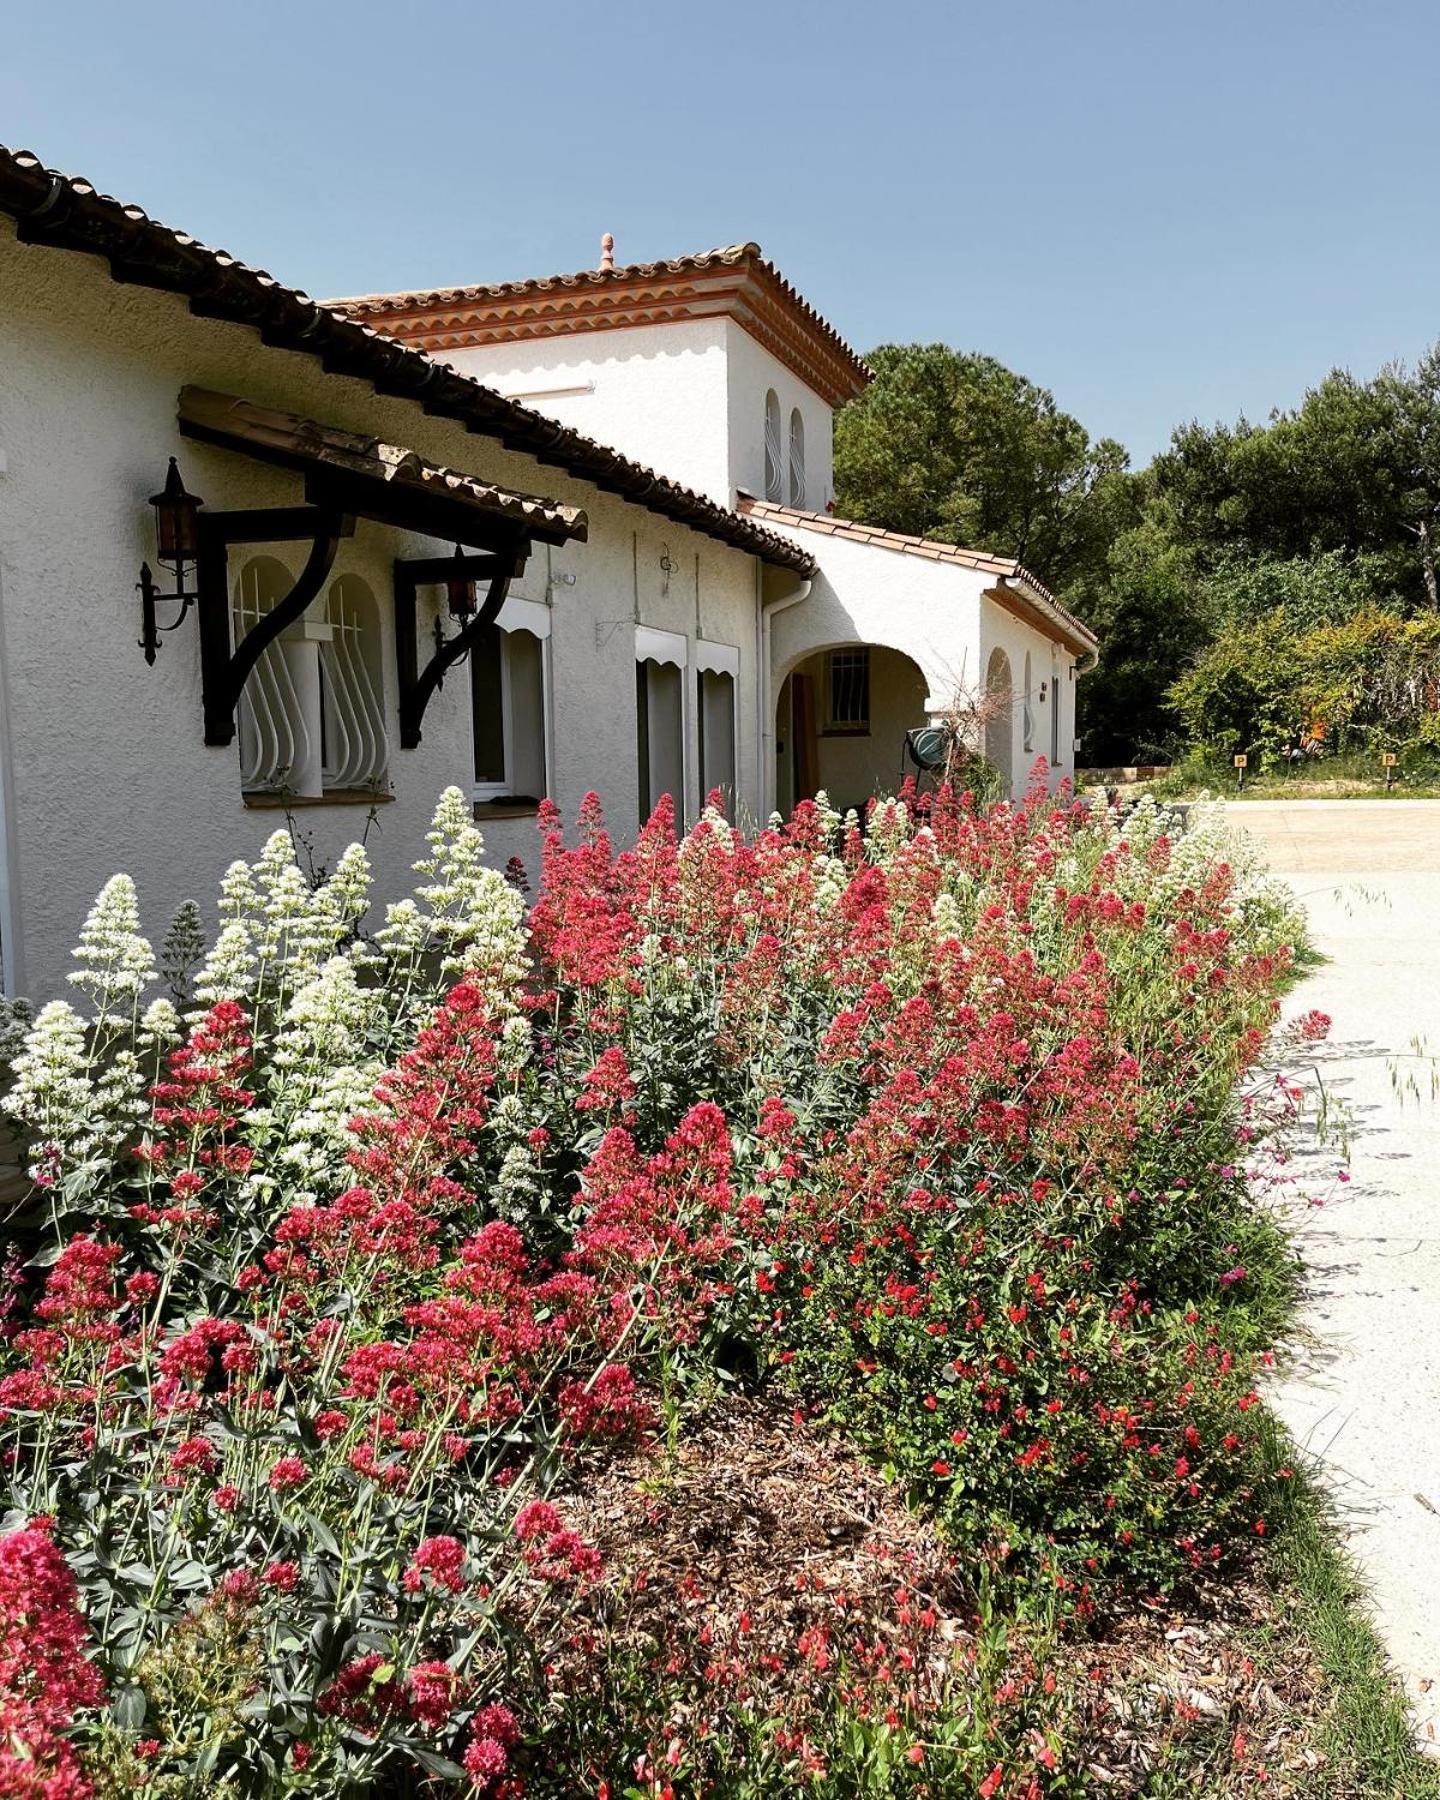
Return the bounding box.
[775,642,928,816]
[984,648,1014,788]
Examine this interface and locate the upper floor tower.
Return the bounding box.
[331,241,870,512]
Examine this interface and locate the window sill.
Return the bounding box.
[473,798,543,821]
[243,789,395,810]
[819,727,872,739]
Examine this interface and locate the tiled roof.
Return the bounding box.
[331,244,763,315]
[738,497,1100,654]
[178,387,589,542]
[326,245,872,410]
[0,146,816,576]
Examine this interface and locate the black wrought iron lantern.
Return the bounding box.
[137,458,203,664]
[445,543,478,621]
[151,458,203,571]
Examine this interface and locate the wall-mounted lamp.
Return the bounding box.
[137,458,203,664]
[444,542,478,621]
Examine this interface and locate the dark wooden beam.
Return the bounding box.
[394,549,528,749]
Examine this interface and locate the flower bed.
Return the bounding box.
[0,780,1311,1794]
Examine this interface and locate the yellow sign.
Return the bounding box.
[1382,753,1398,767]
[1233,754,1248,768]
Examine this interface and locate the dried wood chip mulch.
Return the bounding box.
[538,1396,1372,1794]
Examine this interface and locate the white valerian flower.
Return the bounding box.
[866,797,912,859]
[67,874,157,1017]
[270,958,382,1091]
[193,920,255,1009]
[217,855,260,924]
[378,789,529,992]
[249,832,336,997]
[3,999,97,1176]
[493,1141,542,1222]
[375,896,427,959]
[256,1058,381,1211]
[318,842,373,940]
[497,1013,533,1077]
[138,997,183,1050]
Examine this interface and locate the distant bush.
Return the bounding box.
[1169,606,1440,762]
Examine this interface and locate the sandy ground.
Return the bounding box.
[1230,801,1440,1748]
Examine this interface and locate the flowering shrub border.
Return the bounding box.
[0,776,1315,1794]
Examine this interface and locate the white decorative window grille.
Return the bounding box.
[764,389,784,502]
[320,577,388,791]
[234,560,389,798]
[788,408,806,508]
[234,556,313,795]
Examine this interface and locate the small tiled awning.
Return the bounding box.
[178,387,588,547]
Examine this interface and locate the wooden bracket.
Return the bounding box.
[394,547,529,748]
[195,508,355,746]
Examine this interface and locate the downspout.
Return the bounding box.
[758,567,812,820]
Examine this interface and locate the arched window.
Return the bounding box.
[984,647,1014,788]
[233,556,315,796]
[1022,650,1035,753]
[321,576,388,791]
[763,389,784,502]
[788,408,806,508]
[232,560,389,798]
[635,626,688,829]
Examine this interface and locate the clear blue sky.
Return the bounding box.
[4,0,1436,464]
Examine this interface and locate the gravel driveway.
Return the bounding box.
[1232,800,1440,1748]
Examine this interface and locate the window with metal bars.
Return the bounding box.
[824,647,870,734]
[233,560,389,798]
[320,577,388,791]
[788,408,805,508]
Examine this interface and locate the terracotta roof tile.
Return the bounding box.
[0,146,815,577]
[324,245,871,410]
[738,497,1099,653]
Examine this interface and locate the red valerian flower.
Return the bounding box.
[267,1455,309,1492]
[0,1519,104,1798]
[405,1659,462,1731]
[403,1534,467,1595]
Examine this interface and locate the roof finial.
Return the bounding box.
[599,232,615,272]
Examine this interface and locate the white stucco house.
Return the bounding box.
[0,147,1097,999]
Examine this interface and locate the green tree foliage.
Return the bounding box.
[833,337,1440,765]
[833,343,1135,594]
[1069,523,1206,764]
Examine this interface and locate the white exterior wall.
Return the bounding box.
[0,221,763,998]
[437,317,836,515]
[763,519,1082,808]
[979,603,1079,795]
[441,318,733,506]
[723,323,834,513]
